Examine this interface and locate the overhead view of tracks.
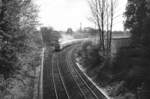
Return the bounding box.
[42,44,107,99]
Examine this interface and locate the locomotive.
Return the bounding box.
[54,39,61,51]
[53,38,87,51]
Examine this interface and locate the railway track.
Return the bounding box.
[42,44,107,99]
[43,54,56,99]
[66,45,107,99]
[58,48,85,99]
[66,49,98,99]
[52,53,69,99]
[68,47,108,99]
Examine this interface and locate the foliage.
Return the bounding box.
[0,0,42,98]
[66,28,73,34]
[124,0,148,44]
[105,0,150,97]
[77,41,104,71]
[0,0,23,79]
[88,0,118,54]
[40,27,61,47]
[77,0,150,98]
[92,0,150,97]
[123,0,150,84]
[0,0,40,78]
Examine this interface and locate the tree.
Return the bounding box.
[88,0,118,55]
[0,0,42,98]
[66,28,73,34]
[111,0,150,97]
[40,27,61,47]
[124,0,148,44]
[0,0,39,79]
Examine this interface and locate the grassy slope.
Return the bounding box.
[75,41,137,99]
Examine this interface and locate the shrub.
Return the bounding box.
[77,41,104,70]
[110,45,150,93]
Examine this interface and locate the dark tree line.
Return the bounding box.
[108,0,150,97]
[88,0,118,56]
[124,0,150,86]
[0,0,39,79]
[40,27,61,48]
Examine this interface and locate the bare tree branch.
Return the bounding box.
[88,0,118,56]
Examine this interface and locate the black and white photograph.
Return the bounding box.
[0,0,150,99]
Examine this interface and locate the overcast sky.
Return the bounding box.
[34,0,127,31]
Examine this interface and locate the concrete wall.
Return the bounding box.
[111,38,131,55]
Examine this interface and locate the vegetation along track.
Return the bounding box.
[66,45,107,99]
[66,48,98,99]
[43,44,107,99]
[57,47,85,99]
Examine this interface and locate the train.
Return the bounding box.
[54,38,89,51]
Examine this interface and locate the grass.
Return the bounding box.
[75,41,138,98]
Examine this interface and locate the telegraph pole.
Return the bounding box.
[80,22,82,32]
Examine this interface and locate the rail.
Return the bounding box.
[38,48,45,99]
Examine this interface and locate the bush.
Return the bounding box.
[109,44,150,94]
[77,41,104,70]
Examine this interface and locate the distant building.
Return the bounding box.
[83,27,98,34]
[111,31,131,55]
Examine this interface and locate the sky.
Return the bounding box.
[34,0,127,31]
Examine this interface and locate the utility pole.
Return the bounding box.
[80,22,82,32]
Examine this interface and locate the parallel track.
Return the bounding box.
[52,54,69,99]
[43,44,107,99]
[66,47,99,99]
[58,48,85,99]
[43,54,56,99]
[69,45,107,99]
